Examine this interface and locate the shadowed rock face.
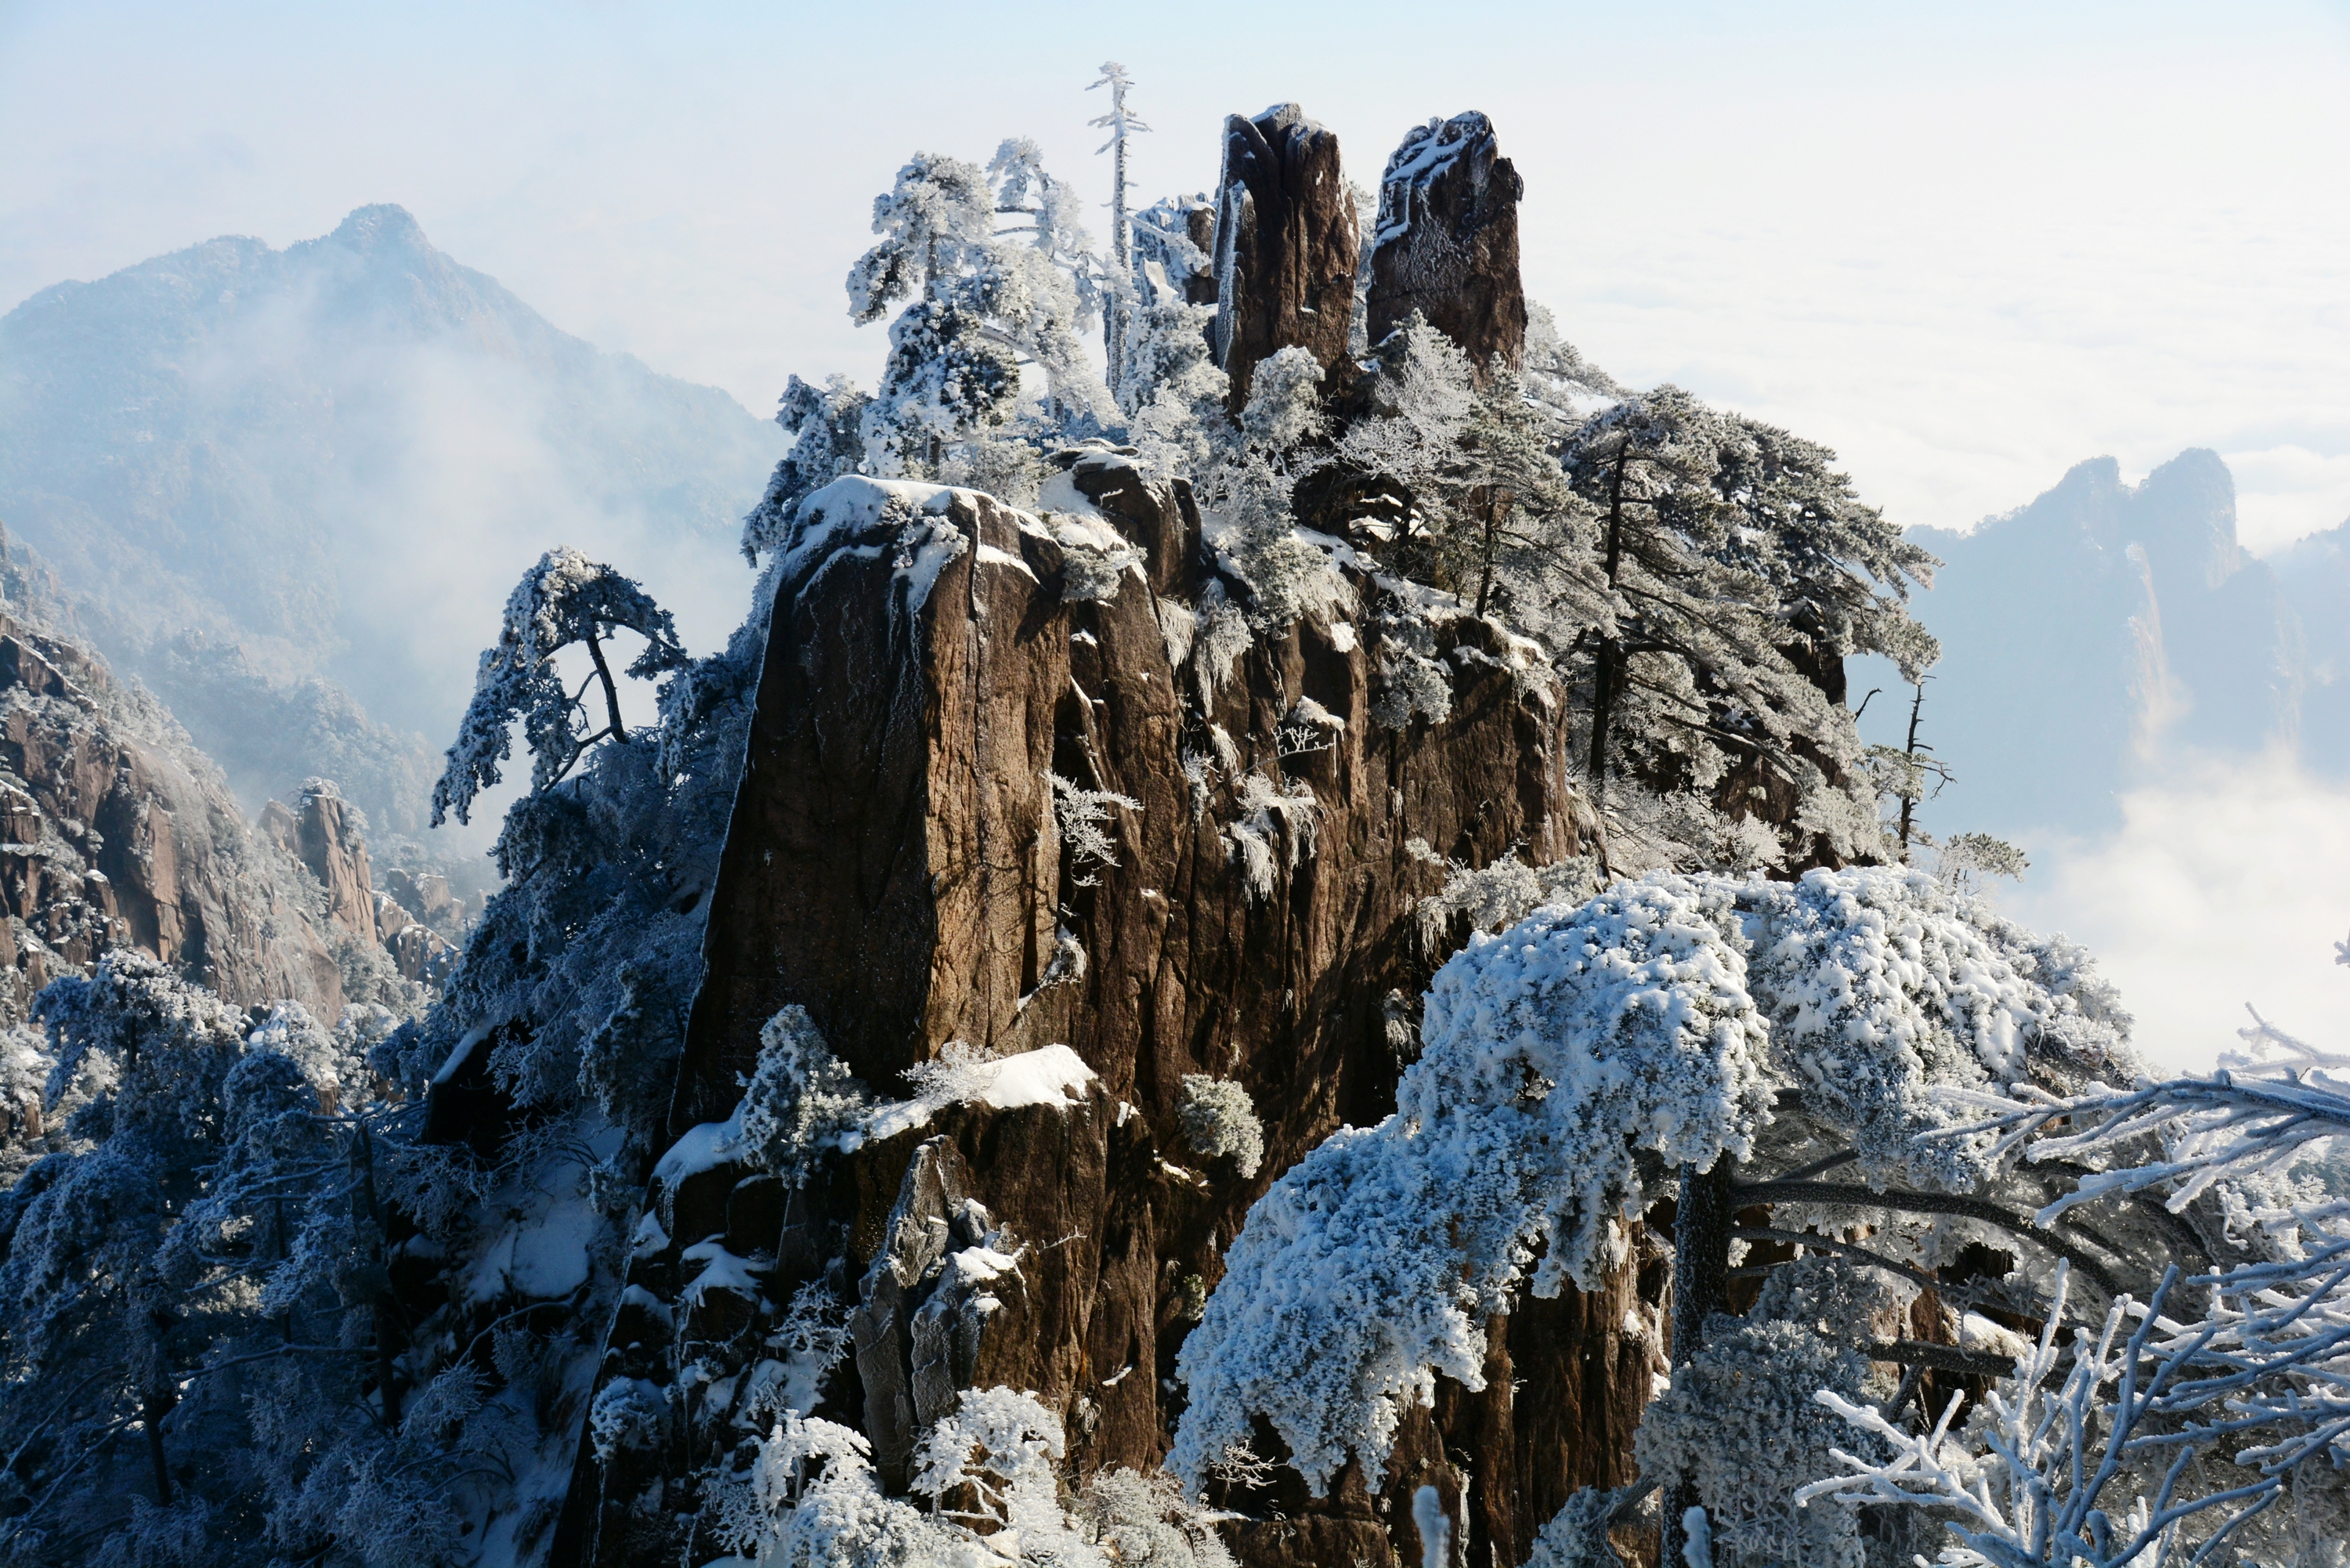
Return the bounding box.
[0,598,343,1024]
[1368,111,1528,376]
[1211,104,1362,410]
[567,459,1657,1566]
[293,787,374,939]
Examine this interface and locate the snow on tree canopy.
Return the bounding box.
[431,547,686,826]
[1410,873,1773,1294]
[1172,875,1770,1496]
[1173,868,2131,1497]
[1744,866,2130,1189]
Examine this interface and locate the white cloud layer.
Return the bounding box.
[2003,752,2350,1074]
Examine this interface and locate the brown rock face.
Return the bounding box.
[0,608,344,1023]
[1210,104,1361,410]
[563,468,1655,1565]
[1367,111,1528,376]
[294,786,375,938]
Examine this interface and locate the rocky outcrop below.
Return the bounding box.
[260,782,463,986]
[562,455,1653,1566]
[1368,111,1528,374]
[0,588,345,1025]
[1210,104,1361,409]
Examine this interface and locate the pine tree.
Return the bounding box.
[430,549,688,826]
[1168,867,2182,1567]
[1088,62,1150,407]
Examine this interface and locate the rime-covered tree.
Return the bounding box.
[1553,388,1934,871]
[1808,973,2350,1566]
[845,143,1110,479]
[1170,867,2200,1566]
[1089,61,1149,404]
[0,956,488,1566]
[430,547,688,826]
[740,372,873,562]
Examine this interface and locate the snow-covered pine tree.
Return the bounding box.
[1807,980,2350,1566]
[1169,865,2202,1567]
[845,142,1111,482]
[1551,387,1932,872]
[740,372,872,563]
[0,955,494,1565]
[430,547,688,827]
[1088,61,1150,406]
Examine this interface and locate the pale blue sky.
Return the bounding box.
[6,0,2348,548]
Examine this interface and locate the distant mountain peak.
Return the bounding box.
[326,203,430,255]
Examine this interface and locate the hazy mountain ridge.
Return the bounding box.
[1889,448,2319,839]
[0,203,782,829]
[2275,517,2350,775]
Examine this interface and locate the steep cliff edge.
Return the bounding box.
[0,547,348,1026]
[564,455,1654,1566]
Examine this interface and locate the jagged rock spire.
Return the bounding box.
[1209,103,1360,410]
[1368,110,1527,378]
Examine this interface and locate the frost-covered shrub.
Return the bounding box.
[1188,580,1254,703]
[1411,875,1777,1294]
[1412,846,1596,952]
[1177,1074,1264,1179]
[1048,771,1141,887]
[737,1006,870,1189]
[1224,771,1319,903]
[903,1039,1004,1107]
[1218,455,1348,634]
[1527,1484,1653,1568]
[1237,346,1327,453]
[1936,829,2029,894]
[1370,606,1454,729]
[1077,1468,1238,1568]
[589,1376,670,1464]
[708,1386,1218,1568]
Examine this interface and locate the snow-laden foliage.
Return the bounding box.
[1177,1074,1264,1179]
[1176,869,2136,1499]
[1410,840,1598,952]
[0,954,549,1566]
[430,547,688,826]
[1173,876,1772,1493]
[1937,830,2031,894]
[707,1389,1231,1568]
[1810,989,2350,1566]
[1047,771,1140,887]
[1526,1483,1654,1568]
[1168,1114,1560,1496]
[1637,1259,1903,1568]
[1408,875,1775,1294]
[736,1006,870,1190]
[1744,868,2130,1189]
[837,144,1112,487]
[1222,770,1320,903]
[742,373,873,562]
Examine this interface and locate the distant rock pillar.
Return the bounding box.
[1209,103,1361,410]
[1367,111,1527,378]
[294,784,376,939]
